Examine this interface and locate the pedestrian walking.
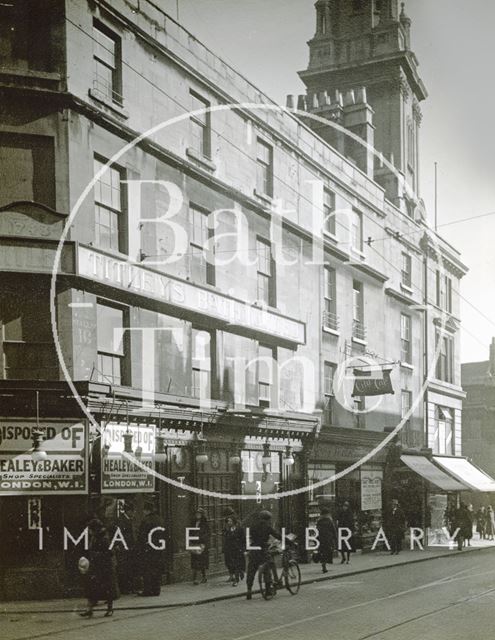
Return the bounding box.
[111,502,137,594]
[385,498,406,555]
[486,506,495,541]
[337,501,356,564]
[137,503,165,596]
[476,506,487,540]
[222,515,245,586]
[464,504,474,547]
[190,507,210,585]
[453,502,471,551]
[316,506,338,573]
[245,510,281,600]
[79,518,117,618]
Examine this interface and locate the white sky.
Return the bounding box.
[161,0,495,362]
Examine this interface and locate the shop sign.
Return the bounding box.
[101,422,155,494]
[77,246,305,344]
[0,421,87,495]
[352,369,394,397]
[361,469,383,511]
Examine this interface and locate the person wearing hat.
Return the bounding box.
[79,518,116,618]
[245,510,281,600]
[111,502,137,595]
[316,506,338,573]
[189,507,210,585]
[137,502,165,596]
[337,501,356,564]
[385,498,406,555]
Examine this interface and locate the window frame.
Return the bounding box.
[96,301,129,386]
[323,265,338,330]
[323,361,336,426]
[323,188,336,236]
[400,313,412,363]
[350,209,363,253]
[189,204,215,286]
[256,138,274,197]
[258,344,275,408]
[189,89,212,159]
[92,19,122,105]
[256,236,276,307]
[401,252,412,288]
[94,156,127,254]
[191,327,215,400]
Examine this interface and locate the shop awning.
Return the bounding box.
[400,455,467,491]
[433,456,495,492]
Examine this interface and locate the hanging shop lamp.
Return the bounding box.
[122,401,134,456]
[154,434,167,463]
[195,441,208,465]
[229,449,241,465]
[261,442,272,466]
[283,446,295,467]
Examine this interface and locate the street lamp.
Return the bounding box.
[284,446,295,467]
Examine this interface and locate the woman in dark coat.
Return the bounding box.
[222,515,245,586]
[337,501,356,564]
[476,506,487,540]
[316,507,338,573]
[80,518,117,617]
[190,508,210,585]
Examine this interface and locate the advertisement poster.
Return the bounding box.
[101,422,155,493]
[360,468,383,512]
[0,420,87,495]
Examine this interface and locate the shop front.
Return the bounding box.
[308,428,387,550]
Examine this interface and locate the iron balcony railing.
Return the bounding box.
[352,319,366,341]
[322,310,339,331]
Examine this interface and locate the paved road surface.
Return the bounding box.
[3,551,495,640]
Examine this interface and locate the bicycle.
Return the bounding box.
[257,536,301,600]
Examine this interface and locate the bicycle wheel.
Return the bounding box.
[284,560,301,595]
[258,562,275,600]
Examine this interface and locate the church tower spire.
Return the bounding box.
[299,0,427,208]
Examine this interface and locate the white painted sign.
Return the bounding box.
[77,246,305,344]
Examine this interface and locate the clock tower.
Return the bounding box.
[298,0,427,206]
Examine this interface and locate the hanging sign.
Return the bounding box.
[352,369,394,397]
[101,423,155,494]
[0,420,87,495]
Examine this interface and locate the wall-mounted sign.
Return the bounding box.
[0,421,87,495]
[101,422,155,494]
[77,246,305,344]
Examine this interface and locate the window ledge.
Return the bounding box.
[253,189,273,205]
[323,231,338,244]
[322,326,340,337]
[186,147,216,172]
[88,89,128,118]
[400,283,414,295]
[400,362,414,371]
[351,336,367,346]
[350,248,366,261]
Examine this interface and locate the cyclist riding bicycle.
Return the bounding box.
[245,510,281,600]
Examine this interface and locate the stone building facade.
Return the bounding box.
[0,0,467,599]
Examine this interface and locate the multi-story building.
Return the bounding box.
[462,339,495,489]
[0,0,474,599]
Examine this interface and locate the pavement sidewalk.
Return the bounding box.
[2,540,495,614]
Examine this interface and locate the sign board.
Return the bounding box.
[77,246,305,344]
[0,421,87,495]
[361,468,383,511]
[101,422,155,494]
[352,370,394,397]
